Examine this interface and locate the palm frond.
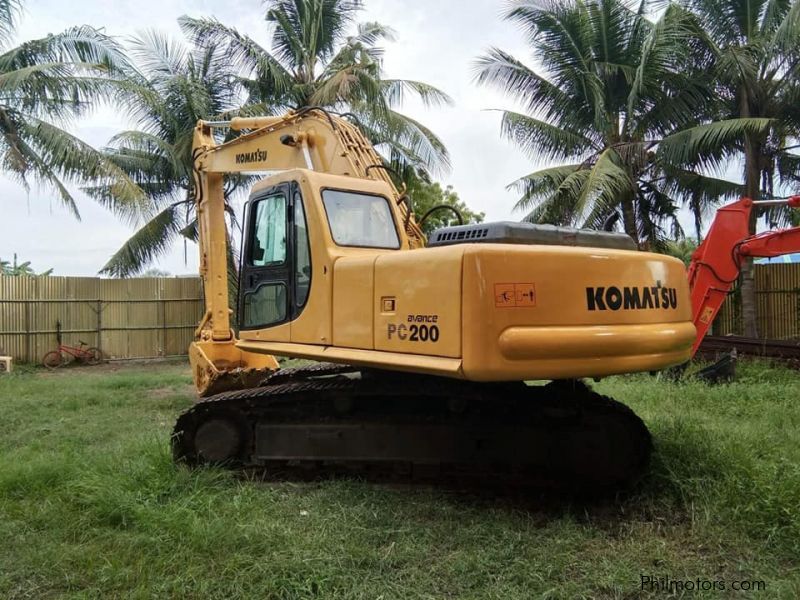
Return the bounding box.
[575,148,635,220]
[1,122,80,217]
[310,60,382,106]
[499,110,595,162]
[360,107,451,175]
[626,4,693,131]
[662,167,744,204]
[0,25,129,74]
[0,0,22,49]
[347,21,396,46]
[23,117,151,221]
[769,0,800,54]
[520,169,592,225]
[379,79,453,108]
[508,163,583,210]
[128,30,187,78]
[657,118,773,166]
[99,202,187,277]
[473,47,594,132]
[265,0,363,66]
[178,16,293,98]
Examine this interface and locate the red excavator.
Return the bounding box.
[685,195,800,379]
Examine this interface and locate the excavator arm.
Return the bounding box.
[688,195,800,356]
[190,109,424,395]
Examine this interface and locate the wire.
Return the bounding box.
[419,204,464,228]
[696,260,741,285]
[191,147,205,208]
[290,106,338,130]
[365,163,400,177]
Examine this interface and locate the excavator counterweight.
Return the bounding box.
[175,108,700,491]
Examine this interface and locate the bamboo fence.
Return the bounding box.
[0,276,203,363]
[0,264,797,364]
[714,264,800,339]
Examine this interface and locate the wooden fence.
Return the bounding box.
[715,263,800,339]
[0,276,204,363]
[0,263,797,364]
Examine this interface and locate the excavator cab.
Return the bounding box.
[237,173,405,336]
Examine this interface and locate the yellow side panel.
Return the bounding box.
[237,339,463,378]
[332,255,376,349]
[461,244,695,381]
[241,320,291,343]
[373,246,463,358]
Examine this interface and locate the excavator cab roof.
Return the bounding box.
[248,168,397,200]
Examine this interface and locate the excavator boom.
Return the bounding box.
[687,195,800,356]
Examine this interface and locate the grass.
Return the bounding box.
[0,359,799,599]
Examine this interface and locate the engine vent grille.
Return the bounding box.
[426,221,636,251]
[430,227,490,244]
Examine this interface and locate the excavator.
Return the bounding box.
[171,107,793,491]
[687,195,800,355]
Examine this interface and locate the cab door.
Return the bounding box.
[238,182,312,332]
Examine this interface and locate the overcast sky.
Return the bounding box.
[0,0,545,276]
[0,0,711,277]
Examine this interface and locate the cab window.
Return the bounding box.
[250,194,287,266]
[321,189,400,249]
[294,190,311,307]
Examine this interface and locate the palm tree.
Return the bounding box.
[663,237,699,266]
[474,0,767,249]
[179,0,452,177]
[89,32,252,276]
[0,0,143,219]
[0,253,52,275]
[679,0,800,336]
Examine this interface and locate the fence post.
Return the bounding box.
[96,299,103,356]
[24,300,31,362]
[161,298,167,357]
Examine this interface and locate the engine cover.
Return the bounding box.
[427,221,637,251]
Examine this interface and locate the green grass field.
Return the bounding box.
[0,359,798,599]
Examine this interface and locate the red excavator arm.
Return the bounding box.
[688,195,800,356]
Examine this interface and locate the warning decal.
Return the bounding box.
[699,306,715,324]
[494,283,536,308]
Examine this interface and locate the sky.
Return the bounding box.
[0,0,712,276]
[0,0,542,276]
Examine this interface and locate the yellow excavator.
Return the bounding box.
[172,107,696,490]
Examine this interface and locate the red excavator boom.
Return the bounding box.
[688,195,800,356]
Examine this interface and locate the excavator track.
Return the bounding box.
[172,368,651,493]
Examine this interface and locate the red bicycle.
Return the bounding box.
[42,321,103,369]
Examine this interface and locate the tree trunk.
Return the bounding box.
[740,134,761,338]
[621,195,639,247]
[691,195,703,241]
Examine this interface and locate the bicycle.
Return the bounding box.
[42,320,103,369]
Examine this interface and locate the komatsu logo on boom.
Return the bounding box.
[235,148,268,164]
[586,281,678,311]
